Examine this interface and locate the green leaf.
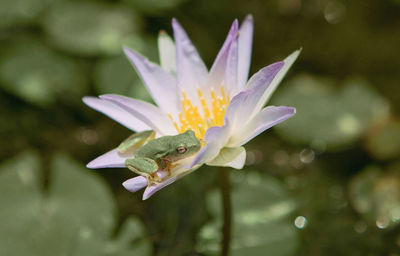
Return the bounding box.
[197,171,299,256]
[0,151,42,256]
[0,152,151,256]
[348,165,400,229]
[0,0,53,29]
[272,75,389,151]
[123,0,189,15]
[93,55,152,102]
[0,39,87,106]
[365,119,400,160]
[42,1,139,56]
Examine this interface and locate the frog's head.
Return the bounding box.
[170,130,201,161]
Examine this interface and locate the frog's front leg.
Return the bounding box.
[158,158,177,177]
[125,158,161,187]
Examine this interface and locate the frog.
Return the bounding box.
[117,130,201,187]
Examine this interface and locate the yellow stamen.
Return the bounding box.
[168,114,180,132]
[170,86,230,139]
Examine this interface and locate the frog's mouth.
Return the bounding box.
[168,87,230,140]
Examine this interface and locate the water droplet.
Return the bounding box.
[294,216,307,229]
[299,148,315,164]
[376,216,390,229]
[324,0,346,24]
[353,221,367,234]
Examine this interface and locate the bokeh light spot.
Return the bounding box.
[294,216,307,229]
[299,148,315,164]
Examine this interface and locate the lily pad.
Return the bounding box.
[365,118,400,160]
[348,165,400,229]
[42,1,139,56]
[197,171,298,256]
[0,0,53,29]
[0,151,151,256]
[272,75,389,151]
[0,39,87,106]
[123,0,189,14]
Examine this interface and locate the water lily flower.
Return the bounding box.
[84,15,299,200]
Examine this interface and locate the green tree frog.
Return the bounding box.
[117,130,201,186]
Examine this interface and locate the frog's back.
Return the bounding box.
[133,136,171,159]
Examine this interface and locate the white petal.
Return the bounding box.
[228,106,296,147]
[237,15,254,90]
[207,20,239,97]
[83,96,149,132]
[158,31,176,74]
[122,176,147,193]
[87,148,128,169]
[100,94,176,136]
[250,49,301,118]
[189,120,231,168]
[225,61,284,131]
[226,38,239,96]
[142,166,199,200]
[207,146,246,169]
[123,47,180,115]
[143,175,178,200]
[172,18,208,104]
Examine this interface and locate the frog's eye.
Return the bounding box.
[176,146,187,154]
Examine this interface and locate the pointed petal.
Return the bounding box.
[228,106,296,147]
[142,166,199,200]
[237,15,254,90]
[189,120,231,168]
[83,96,149,132]
[225,61,284,130]
[122,176,148,193]
[143,175,178,200]
[208,20,239,97]
[123,47,180,114]
[87,148,128,169]
[172,18,208,102]
[251,49,301,117]
[207,146,246,169]
[100,94,176,136]
[158,31,176,74]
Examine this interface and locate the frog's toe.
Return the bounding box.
[152,173,162,182]
[165,163,177,177]
[146,173,162,187]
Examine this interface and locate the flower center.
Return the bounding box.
[169,86,230,139]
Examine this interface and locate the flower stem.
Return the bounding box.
[218,167,232,256]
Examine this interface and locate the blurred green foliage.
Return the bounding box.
[0,151,151,256]
[349,164,400,230]
[0,0,399,255]
[0,38,88,106]
[198,171,298,256]
[272,75,389,151]
[43,1,139,56]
